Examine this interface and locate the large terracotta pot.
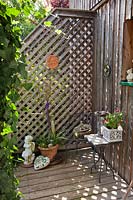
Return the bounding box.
[38,144,59,161]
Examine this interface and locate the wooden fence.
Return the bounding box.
[70,0,133,184]
[17,9,96,148]
[70,0,102,10]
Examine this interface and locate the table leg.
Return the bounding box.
[123,180,133,200]
[93,146,96,169]
[90,145,115,183]
[91,146,100,173]
[98,146,105,183]
[107,162,115,179]
[99,149,103,183]
[100,146,115,180]
[104,156,108,170]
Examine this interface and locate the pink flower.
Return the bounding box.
[104,119,109,124]
[115,108,120,112]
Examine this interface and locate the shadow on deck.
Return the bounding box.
[16,149,133,200]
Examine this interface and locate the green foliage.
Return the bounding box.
[0,1,28,199]
[44,21,52,27]
[55,29,62,35]
[104,110,123,129]
[36,118,66,148]
[0,135,21,200]
[6,0,50,39]
[44,21,66,37]
[36,131,65,148]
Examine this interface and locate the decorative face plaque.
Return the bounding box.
[46,55,59,69]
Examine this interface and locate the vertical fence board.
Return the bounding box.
[70,0,133,183]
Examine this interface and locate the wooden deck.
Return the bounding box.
[16,149,133,200]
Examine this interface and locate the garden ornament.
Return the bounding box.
[126,68,133,82]
[34,156,50,170]
[103,64,111,77]
[46,54,59,69]
[22,135,35,166]
[118,125,123,131]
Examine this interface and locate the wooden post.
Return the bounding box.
[122,20,133,80]
[131,0,133,18]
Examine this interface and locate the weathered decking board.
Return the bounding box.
[16,150,133,200]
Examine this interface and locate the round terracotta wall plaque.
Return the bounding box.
[46,55,59,69]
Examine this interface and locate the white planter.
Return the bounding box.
[101,126,122,142]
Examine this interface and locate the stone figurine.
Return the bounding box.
[22,135,35,166]
[126,68,133,82]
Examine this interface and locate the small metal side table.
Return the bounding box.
[84,134,115,183]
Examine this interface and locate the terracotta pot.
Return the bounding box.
[38,144,59,161]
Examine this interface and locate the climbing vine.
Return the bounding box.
[0,1,68,199]
[0,1,29,199]
[7,0,49,39]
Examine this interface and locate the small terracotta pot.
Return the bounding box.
[38,144,59,161]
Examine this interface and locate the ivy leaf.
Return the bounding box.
[0,37,9,47]
[9,60,18,69]
[0,47,16,60]
[14,76,21,87]
[15,111,19,118]
[44,21,52,27]
[10,103,17,111]
[0,49,6,59]
[34,11,42,18]
[23,82,33,90]
[55,29,62,35]
[1,124,12,136]
[12,20,19,25]
[18,64,28,79]
[6,8,20,17]
[18,157,24,162]
[8,91,20,103]
[11,122,17,132]
[23,5,31,16]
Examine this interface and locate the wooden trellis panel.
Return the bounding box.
[17,9,96,148]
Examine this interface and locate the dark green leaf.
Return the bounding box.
[8,91,20,103]
[18,65,28,79]
[23,82,33,90]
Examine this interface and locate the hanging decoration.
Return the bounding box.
[103,64,111,77]
[46,54,59,69]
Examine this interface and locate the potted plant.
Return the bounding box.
[36,55,66,160]
[101,109,123,142]
[36,118,65,160]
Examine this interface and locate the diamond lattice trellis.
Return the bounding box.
[17,9,96,148]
